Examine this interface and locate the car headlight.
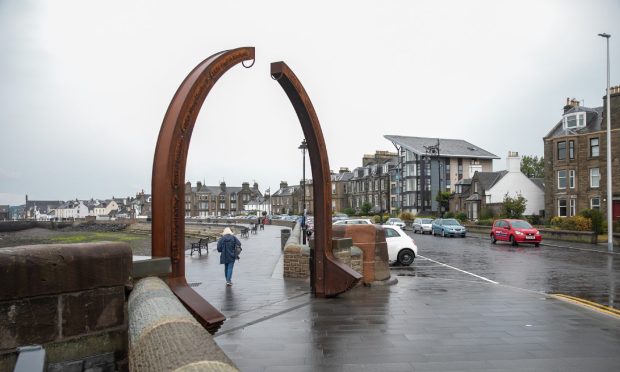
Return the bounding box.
[515,231,524,235]
[534,230,540,235]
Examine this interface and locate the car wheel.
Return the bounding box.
[535,243,540,247]
[397,249,415,266]
[510,235,517,246]
[491,234,497,244]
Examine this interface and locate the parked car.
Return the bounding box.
[431,218,467,237]
[384,225,418,266]
[333,219,373,225]
[384,218,406,228]
[412,218,433,234]
[491,219,541,247]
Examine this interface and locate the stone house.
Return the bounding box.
[55,200,88,220]
[272,181,300,215]
[184,181,262,217]
[23,196,63,220]
[543,89,620,220]
[452,152,545,219]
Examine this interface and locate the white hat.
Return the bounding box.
[222,227,233,235]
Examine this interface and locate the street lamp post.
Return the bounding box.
[423,139,441,215]
[298,139,308,244]
[598,32,613,253]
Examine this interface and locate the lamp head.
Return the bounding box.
[598,33,611,38]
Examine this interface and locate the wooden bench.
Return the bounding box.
[190,238,209,256]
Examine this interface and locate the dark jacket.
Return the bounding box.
[217,234,241,264]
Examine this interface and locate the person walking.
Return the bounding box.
[217,227,241,286]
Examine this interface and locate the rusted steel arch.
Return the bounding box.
[152,47,255,333]
[271,62,362,297]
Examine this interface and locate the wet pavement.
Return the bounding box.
[184,224,620,371]
[403,232,620,309]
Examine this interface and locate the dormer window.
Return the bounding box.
[563,112,585,129]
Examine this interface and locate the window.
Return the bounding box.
[590,138,599,157]
[557,170,567,189]
[569,199,576,217]
[569,170,575,189]
[474,182,479,193]
[569,140,575,159]
[563,112,585,129]
[591,197,600,210]
[384,227,400,238]
[590,168,600,188]
[557,141,566,160]
[558,199,567,217]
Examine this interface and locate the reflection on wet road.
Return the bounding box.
[391,232,619,308]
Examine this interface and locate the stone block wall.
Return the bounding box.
[0,242,132,371]
[283,224,363,279]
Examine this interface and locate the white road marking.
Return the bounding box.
[418,255,499,284]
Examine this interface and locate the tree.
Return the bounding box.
[501,192,527,219]
[360,202,372,215]
[520,155,545,178]
[435,191,451,216]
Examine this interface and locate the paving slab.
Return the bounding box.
[183,225,620,371]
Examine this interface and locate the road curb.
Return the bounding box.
[551,294,620,319]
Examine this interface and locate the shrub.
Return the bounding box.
[480,207,495,220]
[454,212,467,222]
[558,216,592,231]
[372,215,382,224]
[550,216,563,227]
[525,214,542,226]
[342,208,356,216]
[476,219,494,226]
[444,212,455,218]
[579,209,603,234]
[501,193,527,219]
[399,211,414,222]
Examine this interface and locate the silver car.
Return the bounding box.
[412,218,433,234]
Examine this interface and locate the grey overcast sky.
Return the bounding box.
[1,0,619,205]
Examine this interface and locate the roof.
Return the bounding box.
[455,178,472,186]
[384,135,499,159]
[273,186,299,197]
[476,170,508,190]
[332,172,353,182]
[530,177,545,191]
[544,106,603,139]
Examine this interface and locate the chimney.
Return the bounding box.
[279,181,288,190]
[339,167,350,174]
[506,151,521,173]
[603,84,620,130]
[220,181,226,192]
[563,97,580,113]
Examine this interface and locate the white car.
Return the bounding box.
[333,219,373,225]
[412,218,433,234]
[384,218,406,229]
[384,225,418,266]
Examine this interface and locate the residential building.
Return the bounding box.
[543,91,620,220]
[452,152,545,219]
[272,181,300,215]
[23,196,63,220]
[55,200,88,220]
[303,167,355,215]
[346,151,397,215]
[184,181,262,217]
[384,135,499,214]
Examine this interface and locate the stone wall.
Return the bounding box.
[0,242,132,371]
[283,223,363,279]
[128,277,237,372]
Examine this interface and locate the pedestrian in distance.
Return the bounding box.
[217,227,241,286]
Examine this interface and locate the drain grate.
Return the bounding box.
[188,282,202,288]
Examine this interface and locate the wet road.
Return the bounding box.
[392,232,620,309]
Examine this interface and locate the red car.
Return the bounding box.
[490,219,541,247]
